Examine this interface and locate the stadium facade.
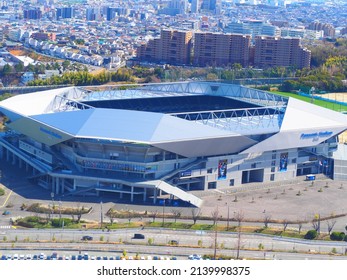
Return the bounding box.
[0,82,346,207]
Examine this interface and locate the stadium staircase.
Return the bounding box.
[160,158,207,182]
[147,180,203,208]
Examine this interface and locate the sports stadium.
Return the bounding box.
[0,82,346,207]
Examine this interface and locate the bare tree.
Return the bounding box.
[171,209,182,223]
[263,215,271,228]
[108,210,117,225]
[211,208,219,226]
[150,210,158,222]
[234,211,245,260]
[326,220,337,235]
[126,210,133,224]
[312,216,321,235]
[282,219,289,232]
[298,222,303,235]
[191,208,201,225]
[76,204,84,223]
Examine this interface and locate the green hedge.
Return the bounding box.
[0,187,4,196]
[304,230,318,240]
[330,232,346,241]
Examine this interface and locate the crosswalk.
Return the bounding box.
[0,225,11,229]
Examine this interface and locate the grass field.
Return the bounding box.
[272,91,347,112]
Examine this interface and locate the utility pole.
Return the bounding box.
[100,201,103,229]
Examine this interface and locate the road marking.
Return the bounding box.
[0,225,11,229]
[1,190,12,208]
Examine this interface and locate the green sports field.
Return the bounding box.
[272,91,347,112]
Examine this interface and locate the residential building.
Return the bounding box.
[307,21,335,38]
[137,30,193,65]
[194,32,251,67]
[253,36,311,69]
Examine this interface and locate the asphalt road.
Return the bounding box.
[1,228,347,260]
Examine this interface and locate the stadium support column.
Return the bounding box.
[52,177,55,193]
[12,152,16,165]
[143,187,147,202]
[61,178,65,194]
[131,186,134,202]
[153,187,157,204]
[55,177,60,194]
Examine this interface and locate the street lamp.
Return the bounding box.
[225,202,230,231]
[162,199,165,227]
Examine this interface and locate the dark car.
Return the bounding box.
[81,235,93,241]
[168,240,179,246]
[132,233,145,239]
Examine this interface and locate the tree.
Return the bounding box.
[234,211,244,260]
[298,222,303,235]
[312,214,321,235]
[211,208,219,226]
[14,63,24,73]
[62,60,71,71]
[263,215,271,228]
[191,208,201,225]
[282,219,289,232]
[326,220,337,235]
[2,64,12,76]
[171,209,182,223]
[150,210,158,222]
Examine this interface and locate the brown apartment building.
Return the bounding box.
[194,32,251,67]
[137,30,193,65]
[137,30,311,70]
[253,36,311,69]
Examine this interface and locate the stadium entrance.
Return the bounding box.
[241,169,264,184]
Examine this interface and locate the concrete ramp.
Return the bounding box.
[148,180,203,208]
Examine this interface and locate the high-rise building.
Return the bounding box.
[194,32,251,67]
[56,7,74,20]
[23,8,42,20]
[159,0,188,16]
[191,0,201,13]
[106,7,117,21]
[254,36,311,69]
[137,30,193,65]
[86,7,99,21]
[201,0,221,14]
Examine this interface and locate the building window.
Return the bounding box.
[271,160,276,166]
[207,168,213,174]
[208,182,216,189]
[292,158,297,164]
[270,174,275,181]
[271,167,275,173]
[272,154,277,159]
[229,179,234,186]
[251,163,256,169]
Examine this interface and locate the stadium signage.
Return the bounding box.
[300,131,333,141]
[40,127,62,139]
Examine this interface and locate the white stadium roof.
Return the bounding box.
[0,82,346,157]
